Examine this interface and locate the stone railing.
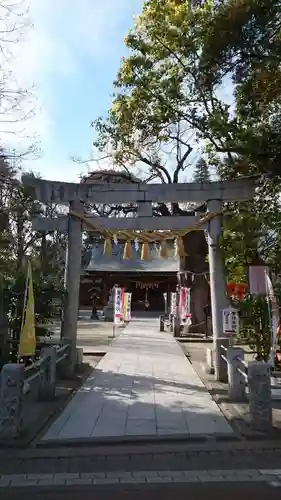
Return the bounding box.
[159,314,182,337]
[159,314,173,333]
[0,343,83,439]
[206,338,281,431]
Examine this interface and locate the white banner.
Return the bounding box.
[179,287,192,325]
[265,269,280,366]
[114,287,122,325]
[125,292,132,321]
[170,293,177,315]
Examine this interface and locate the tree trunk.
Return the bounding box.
[181,230,210,333]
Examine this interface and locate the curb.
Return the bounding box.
[36,432,240,449]
[1,469,281,488]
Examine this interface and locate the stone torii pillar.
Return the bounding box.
[61,200,84,373]
[207,199,229,341]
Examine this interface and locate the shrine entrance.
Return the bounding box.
[81,239,178,312]
[130,282,165,312]
[25,176,255,372]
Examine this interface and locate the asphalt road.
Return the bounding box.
[1,483,281,500]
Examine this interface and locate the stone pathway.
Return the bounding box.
[41,318,233,442]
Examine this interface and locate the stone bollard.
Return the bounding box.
[203,347,214,374]
[173,316,181,337]
[38,346,57,401]
[227,347,246,401]
[214,337,230,382]
[76,347,83,370]
[159,315,164,332]
[57,339,74,379]
[0,363,25,438]
[248,361,272,431]
[169,314,174,333]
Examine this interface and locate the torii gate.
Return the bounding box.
[24,177,255,371]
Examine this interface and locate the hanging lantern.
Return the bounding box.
[160,240,169,259]
[226,282,248,300]
[103,238,112,257]
[123,240,133,259]
[175,236,185,258]
[141,241,150,260]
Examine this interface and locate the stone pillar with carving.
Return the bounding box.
[0,364,25,439]
[248,361,272,431]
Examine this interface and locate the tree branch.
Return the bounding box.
[139,154,172,183]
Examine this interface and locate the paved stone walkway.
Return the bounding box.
[42,318,233,442]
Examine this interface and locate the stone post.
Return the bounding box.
[207,200,229,342]
[214,337,229,382]
[227,346,246,401]
[204,347,214,374]
[248,361,272,431]
[61,200,83,374]
[169,314,174,333]
[173,315,181,337]
[38,346,57,401]
[0,364,25,438]
[76,347,83,370]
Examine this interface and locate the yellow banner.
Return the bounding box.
[18,261,36,358]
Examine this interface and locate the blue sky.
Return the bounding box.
[5,0,145,181]
[2,0,233,183]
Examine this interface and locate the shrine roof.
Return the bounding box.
[84,241,179,273]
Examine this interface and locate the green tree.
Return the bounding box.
[0,162,66,364]
[193,158,210,183]
[92,0,281,327]
[197,0,281,179]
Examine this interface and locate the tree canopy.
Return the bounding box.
[92,0,281,285]
[94,0,281,180]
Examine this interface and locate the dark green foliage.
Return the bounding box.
[193,158,210,182]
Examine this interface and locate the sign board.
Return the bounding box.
[222,307,239,335]
[248,265,270,295]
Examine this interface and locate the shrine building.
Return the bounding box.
[80,238,179,312]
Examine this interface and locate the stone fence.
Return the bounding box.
[159,314,184,337]
[0,343,83,439]
[205,338,281,431]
